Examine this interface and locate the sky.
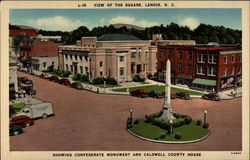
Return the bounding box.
[10,8,241,31]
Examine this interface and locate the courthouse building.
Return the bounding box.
[59,34,195,82]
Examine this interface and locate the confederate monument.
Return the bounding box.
[160,59,175,120]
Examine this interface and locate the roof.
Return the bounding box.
[192,78,216,86]
[97,34,141,41]
[13,25,39,32]
[10,29,38,36]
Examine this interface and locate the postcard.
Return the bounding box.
[1,1,249,160]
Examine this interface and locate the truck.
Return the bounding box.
[18,102,54,119]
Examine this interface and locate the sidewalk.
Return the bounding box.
[19,69,242,100]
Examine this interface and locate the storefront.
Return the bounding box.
[192,78,216,91]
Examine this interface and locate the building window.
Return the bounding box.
[223,68,227,76]
[84,56,88,61]
[131,52,136,58]
[169,50,174,58]
[238,66,241,73]
[198,54,206,63]
[43,62,47,68]
[120,67,124,76]
[70,55,72,60]
[161,61,165,69]
[178,63,183,72]
[178,51,184,59]
[120,56,124,62]
[208,66,216,76]
[224,56,227,64]
[74,55,77,60]
[187,64,192,72]
[138,51,141,58]
[66,64,68,71]
[197,66,205,75]
[79,56,82,61]
[208,55,217,63]
[80,66,83,74]
[70,65,73,72]
[231,56,235,63]
[145,51,148,58]
[161,51,165,58]
[85,67,88,73]
[100,71,103,76]
[65,55,68,59]
[239,55,242,62]
[231,67,235,75]
[99,61,103,67]
[188,52,192,60]
[52,61,54,65]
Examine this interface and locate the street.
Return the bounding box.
[10,72,242,151]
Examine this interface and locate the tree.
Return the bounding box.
[12,33,26,53]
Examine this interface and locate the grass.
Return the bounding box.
[93,84,121,88]
[112,85,203,95]
[139,81,150,84]
[129,120,208,141]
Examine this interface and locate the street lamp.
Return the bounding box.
[170,119,173,135]
[203,110,208,125]
[129,109,133,120]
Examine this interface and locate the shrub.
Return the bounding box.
[132,75,145,82]
[147,73,153,79]
[160,121,171,130]
[133,119,139,125]
[72,73,82,81]
[196,120,202,126]
[106,77,118,85]
[93,77,106,84]
[80,74,89,82]
[152,118,164,126]
[126,125,133,129]
[173,113,187,119]
[144,114,154,123]
[184,117,192,125]
[53,69,71,77]
[174,132,182,139]
[9,90,17,100]
[47,65,54,72]
[203,122,209,129]
[159,133,166,139]
[126,117,133,126]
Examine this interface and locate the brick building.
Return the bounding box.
[157,44,241,92]
[31,39,64,71]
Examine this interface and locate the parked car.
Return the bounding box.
[49,75,60,82]
[130,89,148,98]
[9,124,23,136]
[18,77,33,85]
[39,73,50,79]
[10,115,34,127]
[176,91,191,100]
[21,86,36,95]
[59,78,71,85]
[161,91,177,99]
[202,93,220,101]
[71,82,84,90]
[147,91,164,98]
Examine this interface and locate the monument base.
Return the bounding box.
[160,104,175,120]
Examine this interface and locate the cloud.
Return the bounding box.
[179,17,199,30]
[108,16,159,27]
[27,16,87,31]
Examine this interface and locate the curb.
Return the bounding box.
[127,128,210,144]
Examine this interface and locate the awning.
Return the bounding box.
[192,78,216,86]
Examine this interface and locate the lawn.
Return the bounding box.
[93,84,121,88]
[129,120,209,141]
[112,85,203,95]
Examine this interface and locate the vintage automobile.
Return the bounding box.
[161,91,177,99]
[71,82,84,90]
[147,91,164,98]
[39,73,50,79]
[49,76,60,82]
[175,91,192,100]
[130,89,148,98]
[9,124,23,136]
[10,115,35,127]
[202,93,220,101]
[21,86,36,95]
[59,78,71,85]
[18,77,33,85]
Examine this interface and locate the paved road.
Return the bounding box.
[10,72,242,151]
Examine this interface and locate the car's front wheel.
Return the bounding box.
[13,131,19,136]
[25,123,31,127]
[42,113,48,119]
